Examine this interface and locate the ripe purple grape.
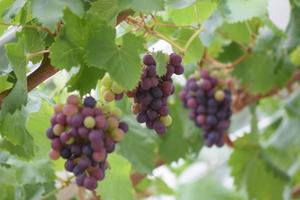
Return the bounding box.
[180,70,232,147]
[47,95,129,190]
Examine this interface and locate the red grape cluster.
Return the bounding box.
[180,70,232,147]
[47,95,129,190]
[128,53,184,134]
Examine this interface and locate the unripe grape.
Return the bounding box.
[84,116,96,128]
[53,124,64,136]
[63,104,78,116]
[54,104,63,113]
[160,115,172,127]
[111,82,123,94]
[101,75,113,88]
[111,128,125,142]
[92,149,106,162]
[103,90,115,102]
[214,90,225,101]
[107,117,119,129]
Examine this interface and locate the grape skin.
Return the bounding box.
[47,95,129,190]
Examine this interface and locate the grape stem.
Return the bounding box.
[41,176,74,199]
[26,49,50,60]
[184,27,204,52]
[152,31,185,54]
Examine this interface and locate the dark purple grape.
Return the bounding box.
[60,148,71,159]
[105,137,115,153]
[78,127,90,138]
[46,128,56,139]
[71,144,81,157]
[137,112,148,123]
[65,159,75,172]
[56,113,67,125]
[73,165,82,176]
[147,110,158,120]
[146,65,156,77]
[81,107,94,117]
[84,96,96,108]
[150,87,163,98]
[82,145,93,156]
[153,120,166,134]
[143,54,156,65]
[159,106,169,116]
[76,174,86,186]
[91,168,104,181]
[118,122,129,133]
[174,64,184,75]
[51,138,62,150]
[150,99,163,110]
[169,53,182,65]
[84,176,97,190]
[78,156,91,170]
[69,128,79,137]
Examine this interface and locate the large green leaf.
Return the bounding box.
[218,22,251,43]
[86,30,144,90]
[165,0,195,9]
[98,154,134,200]
[30,0,84,31]
[88,0,120,25]
[221,0,268,23]
[131,0,164,12]
[229,134,289,200]
[177,175,245,200]
[169,0,217,26]
[117,116,160,173]
[159,91,202,163]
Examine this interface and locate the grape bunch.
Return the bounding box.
[47,95,129,190]
[100,73,125,102]
[128,53,184,134]
[180,70,232,147]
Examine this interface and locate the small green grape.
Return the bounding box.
[111,82,123,94]
[101,74,113,88]
[160,115,172,127]
[214,90,225,101]
[84,116,96,128]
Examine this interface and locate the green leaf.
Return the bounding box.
[86,31,144,90]
[159,91,202,163]
[221,0,268,23]
[2,0,25,22]
[0,137,34,159]
[27,101,53,157]
[30,0,84,31]
[281,6,300,51]
[165,0,195,9]
[217,42,244,63]
[131,0,164,12]
[19,27,46,64]
[2,41,27,114]
[0,166,17,185]
[88,0,120,25]
[200,10,224,46]
[233,52,294,94]
[68,66,105,96]
[153,51,168,77]
[117,116,160,173]
[98,154,134,200]
[169,0,217,26]
[177,175,245,200]
[290,45,300,65]
[176,29,204,64]
[219,22,251,43]
[0,75,12,93]
[49,35,83,70]
[229,134,289,200]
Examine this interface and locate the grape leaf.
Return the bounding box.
[165,0,196,9]
[27,101,53,157]
[86,30,144,90]
[131,0,164,12]
[19,27,46,64]
[219,22,251,44]
[229,134,289,200]
[153,51,168,77]
[200,10,224,46]
[0,166,17,185]
[176,29,204,64]
[290,45,300,65]
[2,0,25,22]
[0,137,34,159]
[221,0,268,23]
[67,66,105,96]
[98,154,134,200]
[177,175,245,200]
[1,41,27,114]
[30,0,84,31]
[117,116,160,173]
[88,0,120,25]
[169,0,217,26]
[0,75,12,93]
[159,91,202,163]
[233,52,294,94]
[49,35,83,70]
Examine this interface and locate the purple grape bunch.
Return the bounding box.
[128,53,184,134]
[47,95,129,190]
[180,70,232,147]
